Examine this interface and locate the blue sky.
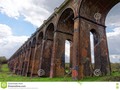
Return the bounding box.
[0,0,120,63]
[0,13,36,36]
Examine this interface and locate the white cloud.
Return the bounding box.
[106,3,120,63]
[110,55,120,63]
[0,24,12,39]
[107,27,120,37]
[0,24,29,58]
[0,0,64,59]
[0,0,49,26]
[107,27,120,62]
[0,0,64,27]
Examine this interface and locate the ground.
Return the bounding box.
[0,64,120,82]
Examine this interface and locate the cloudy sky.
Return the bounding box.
[0,0,120,63]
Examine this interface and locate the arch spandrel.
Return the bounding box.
[57,8,74,34]
[79,0,120,25]
[36,32,44,45]
[45,23,54,40]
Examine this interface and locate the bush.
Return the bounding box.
[0,56,7,64]
[111,63,120,72]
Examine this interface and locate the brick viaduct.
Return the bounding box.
[8,0,120,80]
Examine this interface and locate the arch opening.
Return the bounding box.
[41,23,54,77]
[32,32,44,76]
[28,37,36,76]
[32,37,36,47]
[38,32,43,44]
[105,3,120,73]
[90,32,94,64]
[79,0,120,76]
[57,8,74,34]
[55,8,74,76]
[46,23,54,40]
[65,40,71,74]
[90,29,99,70]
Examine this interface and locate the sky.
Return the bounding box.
[0,0,120,63]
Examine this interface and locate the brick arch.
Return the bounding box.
[79,0,120,24]
[45,23,54,40]
[27,37,37,76]
[22,46,26,52]
[31,37,37,47]
[78,0,119,77]
[50,8,75,77]
[56,6,76,25]
[31,31,44,77]
[24,41,32,76]
[24,43,28,53]
[36,31,44,44]
[90,29,100,68]
[20,47,25,76]
[39,23,55,77]
[57,8,74,33]
[90,29,100,44]
[28,41,32,48]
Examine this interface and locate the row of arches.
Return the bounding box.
[8,0,120,80]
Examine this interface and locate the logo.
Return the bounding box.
[94,12,102,22]
[1,82,7,89]
[37,69,45,76]
[94,69,101,76]
[116,83,119,89]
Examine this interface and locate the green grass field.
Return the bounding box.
[0,64,120,82]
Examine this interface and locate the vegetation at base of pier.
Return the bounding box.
[0,64,120,82]
[0,56,7,72]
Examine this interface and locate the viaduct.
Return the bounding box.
[8,0,120,80]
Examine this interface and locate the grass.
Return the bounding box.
[0,64,120,82]
[80,72,120,81]
[0,64,72,82]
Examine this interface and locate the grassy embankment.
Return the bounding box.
[0,64,120,82]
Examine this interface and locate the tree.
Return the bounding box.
[0,56,7,64]
[0,56,7,72]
